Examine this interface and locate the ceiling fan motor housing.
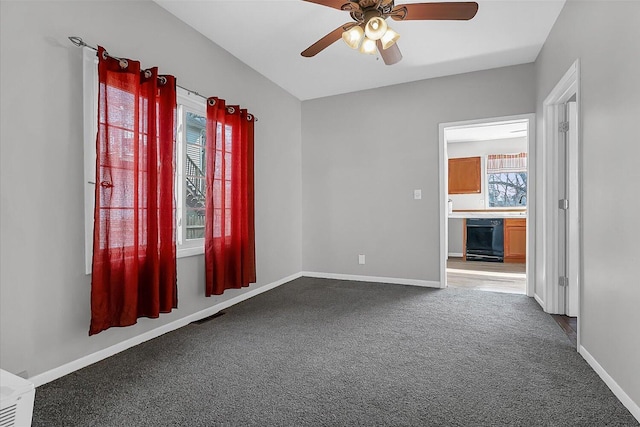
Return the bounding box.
[350,0,394,23]
[301,0,479,66]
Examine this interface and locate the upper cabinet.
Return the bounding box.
[448,156,481,194]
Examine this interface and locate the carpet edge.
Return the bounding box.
[302,271,441,288]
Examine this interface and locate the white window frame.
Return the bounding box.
[83,57,207,275]
[83,47,98,275]
[176,88,207,258]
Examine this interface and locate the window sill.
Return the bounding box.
[177,246,204,258]
[449,211,527,219]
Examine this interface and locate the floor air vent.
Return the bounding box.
[0,370,35,427]
[192,311,225,325]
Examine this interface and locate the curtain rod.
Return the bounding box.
[68,36,258,122]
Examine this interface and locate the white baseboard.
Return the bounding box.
[579,345,640,422]
[301,271,441,288]
[534,293,544,309]
[448,252,463,258]
[29,272,302,387]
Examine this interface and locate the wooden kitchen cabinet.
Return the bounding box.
[448,157,481,194]
[504,218,526,263]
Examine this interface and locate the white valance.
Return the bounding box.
[487,153,527,173]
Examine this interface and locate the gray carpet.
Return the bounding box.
[33,277,638,426]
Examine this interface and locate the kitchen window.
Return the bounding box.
[487,172,527,207]
[486,153,527,208]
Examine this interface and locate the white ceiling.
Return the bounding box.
[445,120,528,143]
[155,0,565,100]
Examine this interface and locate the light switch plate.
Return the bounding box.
[414,189,422,200]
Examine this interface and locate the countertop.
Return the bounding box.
[448,210,527,219]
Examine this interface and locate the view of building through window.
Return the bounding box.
[184,112,206,240]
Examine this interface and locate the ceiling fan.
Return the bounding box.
[301,0,479,65]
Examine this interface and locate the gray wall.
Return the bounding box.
[302,64,535,281]
[448,218,464,256]
[534,0,640,406]
[0,1,302,377]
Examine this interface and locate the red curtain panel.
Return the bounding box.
[204,98,256,296]
[90,47,177,335]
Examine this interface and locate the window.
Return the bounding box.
[176,89,207,256]
[85,62,248,268]
[175,89,233,255]
[213,121,233,239]
[85,65,209,266]
[486,153,527,208]
[487,172,527,207]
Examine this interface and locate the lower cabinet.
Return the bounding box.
[504,218,526,263]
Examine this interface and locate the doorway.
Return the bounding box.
[540,60,581,349]
[438,114,536,297]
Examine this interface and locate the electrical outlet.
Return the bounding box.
[414,189,422,200]
[358,254,365,265]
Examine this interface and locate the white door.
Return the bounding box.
[558,100,579,317]
[566,101,579,317]
[541,61,580,329]
[557,104,568,314]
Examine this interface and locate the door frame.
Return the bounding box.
[541,60,582,348]
[438,113,536,297]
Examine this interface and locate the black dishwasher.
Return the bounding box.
[466,218,504,262]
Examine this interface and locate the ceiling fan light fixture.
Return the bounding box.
[359,36,377,55]
[364,16,388,41]
[380,28,400,50]
[342,25,365,49]
[301,0,481,65]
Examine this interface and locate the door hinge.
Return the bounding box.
[558,199,569,210]
[558,276,569,287]
[559,121,569,133]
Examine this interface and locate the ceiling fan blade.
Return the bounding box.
[391,2,478,21]
[302,0,359,12]
[301,23,357,57]
[376,40,402,65]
